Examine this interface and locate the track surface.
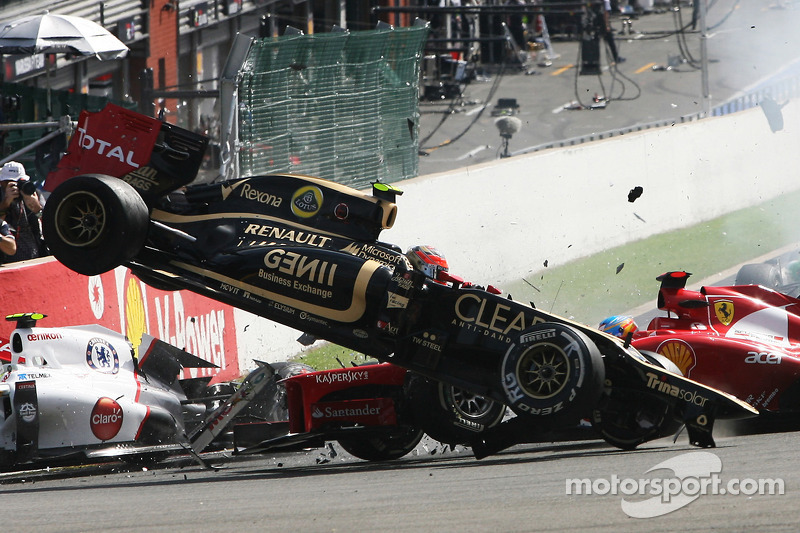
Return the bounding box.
[0,430,795,532]
[418,1,800,175]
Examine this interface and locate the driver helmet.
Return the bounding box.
[406,245,449,280]
[598,315,638,339]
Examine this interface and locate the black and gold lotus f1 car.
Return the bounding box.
[41,114,757,457]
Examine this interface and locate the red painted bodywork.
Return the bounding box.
[282,363,407,433]
[631,272,800,413]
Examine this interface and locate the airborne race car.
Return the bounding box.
[40,113,757,457]
[630,271,800,421]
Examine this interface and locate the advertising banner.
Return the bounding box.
[0,258,240,382]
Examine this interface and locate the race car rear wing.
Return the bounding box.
[45,104,208,206]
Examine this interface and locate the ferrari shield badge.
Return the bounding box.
[714,300,735,326]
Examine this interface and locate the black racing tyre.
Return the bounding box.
[406,375,506,445]
[591,352,683,450]
[337,426,424,461]
[735,263,781,289]
[501,322,604,421]
[42,174,149,276]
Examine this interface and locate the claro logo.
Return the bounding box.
[90,397,124,441]
[77,127,139,167]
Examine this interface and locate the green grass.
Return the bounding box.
[499,190,800,327]
[291,343,376,370]
[294,189,800,369]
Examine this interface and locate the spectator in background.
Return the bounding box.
[0,161,45,263]
[0,218,16,260]
[596,0,624,63]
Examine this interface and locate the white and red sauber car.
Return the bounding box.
[0,313,217,469]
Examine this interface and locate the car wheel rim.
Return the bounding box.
[517,343,570,399]
[54,191,107,247]
[450,387,496,419]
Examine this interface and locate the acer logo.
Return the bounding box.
[744,351,782,365]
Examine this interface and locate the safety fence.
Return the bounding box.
[237,24,430,190]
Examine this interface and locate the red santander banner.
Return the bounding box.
[0,258,239,382]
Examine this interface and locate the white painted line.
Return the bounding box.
[456,145,491,160]
[552,102,576,114]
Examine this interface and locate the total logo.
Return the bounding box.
[76,126,140,167]
[91,397,124,441]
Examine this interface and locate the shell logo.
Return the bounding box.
[657,340,697,376]
[125,277,147,359]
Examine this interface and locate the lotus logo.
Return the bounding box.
[291,186,323,218]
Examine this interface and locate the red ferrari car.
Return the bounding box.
[628,271,800,416]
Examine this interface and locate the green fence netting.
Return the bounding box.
[238,25,429,190]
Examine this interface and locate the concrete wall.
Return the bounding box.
[382,99,800,285]
[238,99,800,367]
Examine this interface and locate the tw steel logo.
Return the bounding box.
[77,126,139,167]
[90,397,123,441]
